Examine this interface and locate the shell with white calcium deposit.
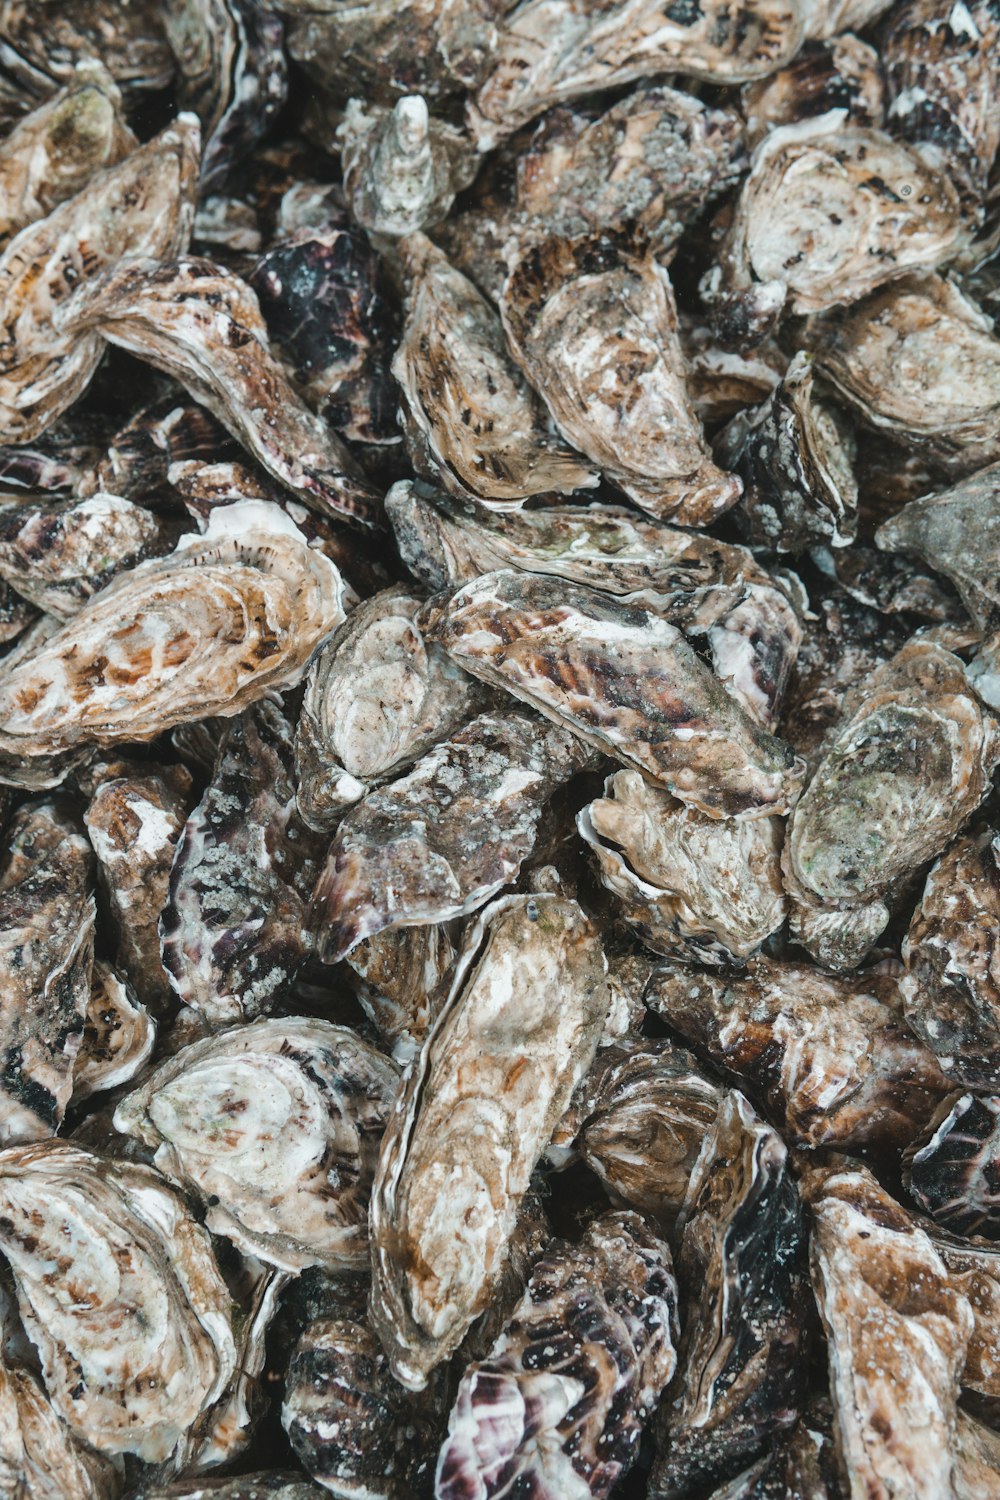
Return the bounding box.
[338,95,477,238]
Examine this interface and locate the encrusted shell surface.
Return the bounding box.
[133,1477,324,1499]
[114,1017,398,1273]
[436,1210,679,1500]
[0,0,175,96]
[0,1140,237,1463]
[310,708,592,963]
[651,1091,808,1499]
[906,1093,1000,1238]
[578,769,787,964]
[427,570,805,818]
[644,958,951,1150]
[500,231,741,525]
[369,893,608,1388]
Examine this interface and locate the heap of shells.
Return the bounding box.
[0,1,999,1497]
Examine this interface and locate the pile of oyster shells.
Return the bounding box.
[0,0,999,1496]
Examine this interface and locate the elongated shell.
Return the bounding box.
[311,708,592,964]
[369,894,608,1388]
[437,1211,678,1500]
[338,95,477,238]
[500,232,741,525]
[644,958,951,1150]
[114,1017,398,1273]
[131,1479,322,1500]
[427,571,805,819]
[906,1093,1000,1237]
[0,1140,237,1463]
[0,501,346,782]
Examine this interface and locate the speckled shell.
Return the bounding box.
[650,1091,808,1499]
[924,1225,1000,1398]
[906,1093,1000,1237]
[0,0,175,96]
[0,1347,122,1500]
[392,234,597,507]
[437,1210,678,1500]
[132,1477,324,1500]
[644,958,951,1150]
[783,638,1000,970]
[500,232,741,525]
[427,570,805,818]
[295,585,480,830]
[310,709,592,964]
[338,95,477,238]
[0,501,346,783]
[900,827,1000,1090]
[369,894,608,1388]
[114,1016,398,1273]
[72,960,156,1103]
[0,797,94,1142]
[161,699,322,1026]
[741,34,884,148]
[344,923,456,1063]
[0,1140,237,1464]
[468,0,804,149]
[578,770,787,964]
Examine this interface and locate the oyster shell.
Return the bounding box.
[295,584,480,830]
[437,1210,678,1500]
[87,397,236,504]
[718,351,858,552]
[783,638,1000,969]
[650,1091,808,1498]
[114,1017,398,1273]
[700,1404,843,1499]
[310,708,592,964]
[338,95,476,238]
[369,893,608,1388]
[344,923,456,1063]
[72,961,156,1104]
[500,231,741,525]
[644,958,951,1150]
[0,1140,237,1463]
[906,1093,1000,1238]
[131,1479,323,1500]
[0,501,346,783]
[578,770,787,964]
[0,0,174,96]
[741,34,884,149]
[392,234,597,507]
[0,1345,122,1500]
[469,0,804,149]
[0,797,95,1143]
[161,699,322,1026]
[426,571,805,819]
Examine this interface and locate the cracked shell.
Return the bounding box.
[114,1017,399,1273]
[369,893,608,1388]
[437,1210,678,1500]
[0,1140,237,1464]
[500,231,741,525]
[906,1093,1000,1238]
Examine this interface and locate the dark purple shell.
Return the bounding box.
[906,1093,1000,1238]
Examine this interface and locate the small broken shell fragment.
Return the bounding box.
[0,1344,123,1500]
[644,958,951,1150]
[0,501,346,782]
[392,234,598,507]
[295,584,481,829]
[740,33,885,148]
[469,0,804,149]
[500,232,741,525]
[0,1140,237,1463]
[427,571,805,819]
[578,770,787,964]
[437,1210,678,1500]
[161,700,322,1026]
[311,708,592,964]
[650,1091,808,1499]
[0,797,94,1142]
[782,638,1000,969]
[717,351,858,552]
[72,961,156,1104]
[338,95,476,237]
[114,1017,398,1273]
[876,461,1000,631]
[369,893,608,1388]
[344,922,456,1063]
[84,763,193,1010]
[899,828,1000,1091]
[906,1093,1000,1238]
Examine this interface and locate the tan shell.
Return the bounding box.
[344,923,456,1063]
[369,893,608,1388]
[0,1347,122,1500]
[741,33,885,149]
[72,960,156,1104]
[338,95,477,237]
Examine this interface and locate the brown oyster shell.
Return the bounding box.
[741,33,885,149]
[906,1093,1000,1238]
[130,1479,323,1500]
[369,893,608,1388]
[0,797,95,1143]
[114,1016,398,1273]
[0,1140,237,1464]
[437,1210,678,1500]
[0,0,174,97]
[310,707,592,964]
[650,1091,808,1499]
[338,95,477,238]
[644,958,951,1150]
[343,922,457,1063]
[0,501,346,784]
[578,769,787,964]
[392,234,597,507]
[500,231,741,525]
[783,638,1000,969]
[426,570,805,819]
[0,1345,122,1500]
[86,396,236,505]
[72,961,156,1104]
